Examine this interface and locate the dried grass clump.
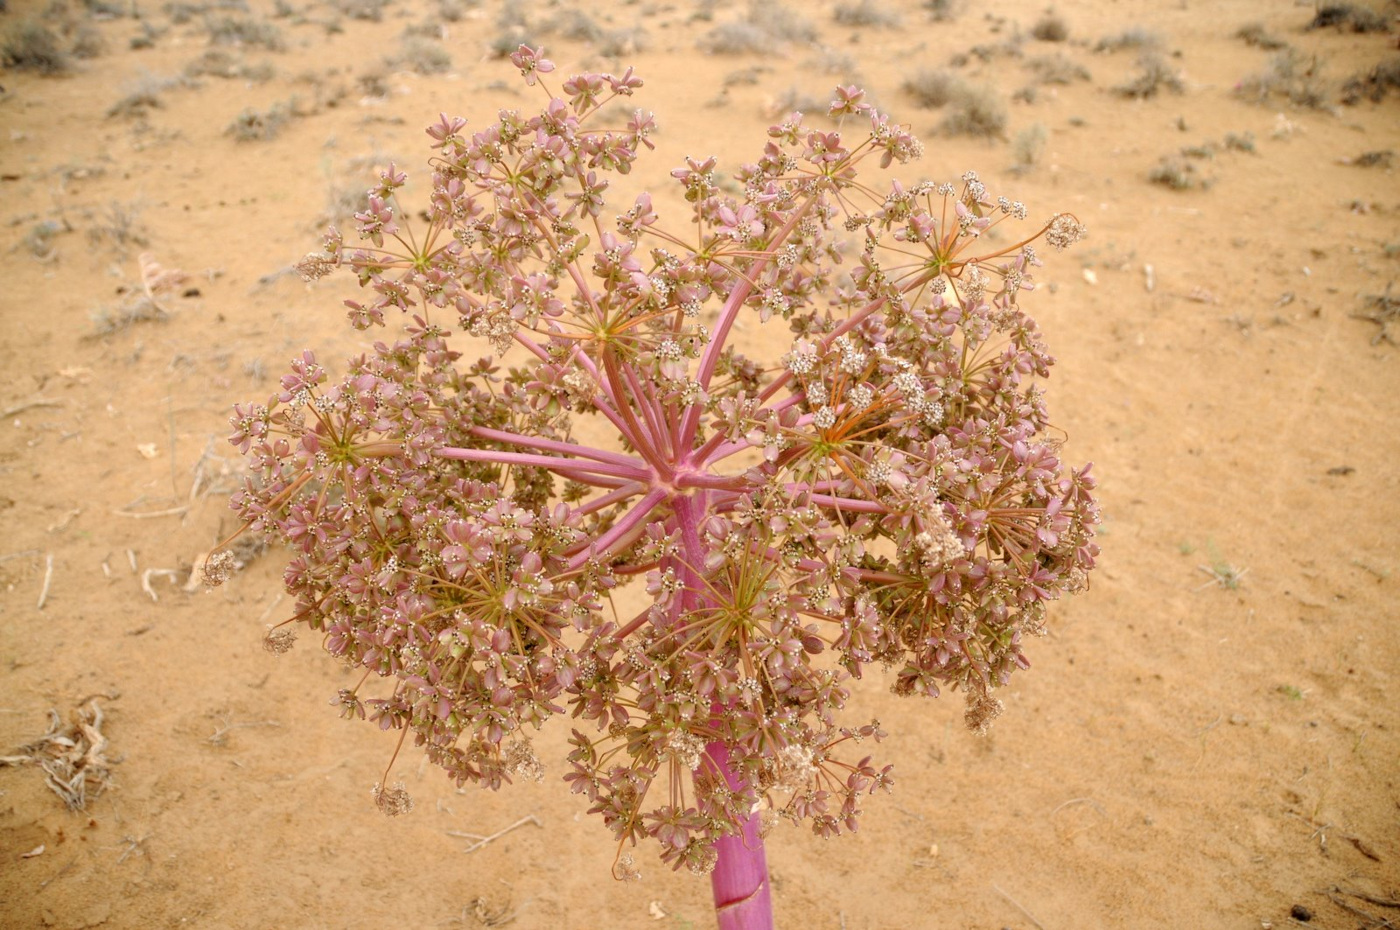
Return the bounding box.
[1307,4,1391,34]
[1114,53,1184,99]
[834,0,901,28]
[185,47,275,81]
[0,699,115,811]
[489,28,536,59]
[2,21,71,74]
[940,83,1008,138]
[1094,27,1161,53]
[387,36,451,74]
[106,74,178,119]
[1352,283,1398,345]
[1234,22,1287,50]
[700,2,816,54]
[1031,13,1069,42]
[964,36,1024,64]
[545,9,603,42]
[1222,132,1256,153]
[334,0,387,22]
[747,2,818,43]
[902,68,963,108]
[924,0,959,21]
[697,21,763,55]
[1026,53,1091,85]
[1011,122,1048,171]
[1341,149,1394,168]
[436,0,475,22]
[205,15,285,51]
[69,23,106,59]
[1148,156,1201,190]
[764,85,835,120]
[85,200,150,257]
[1341,58,1400,104]
[597,27,650,57]
[225,101,293,141]
[487,7,535,59]
[1237,49,1331,109]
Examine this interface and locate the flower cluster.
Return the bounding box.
[221,49,1098,875]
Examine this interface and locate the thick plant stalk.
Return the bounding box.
[673,494,774,929]
[706,739,773,930]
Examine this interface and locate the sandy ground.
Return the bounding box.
[1,0,1398,927]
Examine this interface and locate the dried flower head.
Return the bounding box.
[372,781,415,816]
[262,626,297,655]
[200,550,237,586]
[226,50,1099,872]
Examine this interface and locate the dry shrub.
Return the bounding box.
[834,0,900,28]
[1307,4,1390,34]
[1114,53,1184,98]
[700,2,816,54]
[205,15,284,51]
[940,83,1007,138]
[387,36,451,74]
[1237,49,1331,109]
[1234,22,1287,50]
[1094,27,1161,52]
[225,102,292,141]
[1025,53,1090,85]
[1031,13,1069,42]
[902,68,962,108]
[1341,58,1400,104]
[1011,122,1048,170]
[2,21,71,74]
[924,0,959,21]
[1148,156,1200,190]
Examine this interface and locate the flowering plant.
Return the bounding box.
[214,48,1098,930]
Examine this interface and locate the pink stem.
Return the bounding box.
[563,487,668,571]
[705,740,773,930]
[670,494,774,929]
[681,199,820,455]
[435,445,647,484]
[466,426,645,469]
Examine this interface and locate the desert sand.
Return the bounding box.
[1,0,1398,927]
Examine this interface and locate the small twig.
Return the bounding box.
[256,594,285,624]
[207,717,281,747]
[0,549,40,564]
[45,509,81,533]
[1050,796,1107,818]
[39,858,76,889]
[140,568,181,602]
[1325,887,1395,928]
[183,553,209,593]
[112,831,154,864]
[1287,812,1378,860]
[1,398,62,418]
[447,815,542,854]
[1351,559,1390,580]
[1194,715,1224,737]
[37,554,54,610]
[1196,563,1249,591]
[991,883,1047,930]
[113,506,189,519]
[1330,886,1400,910]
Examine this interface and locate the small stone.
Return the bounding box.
[1290,904,1312,922]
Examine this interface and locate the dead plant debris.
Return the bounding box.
[0,697,117,811]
